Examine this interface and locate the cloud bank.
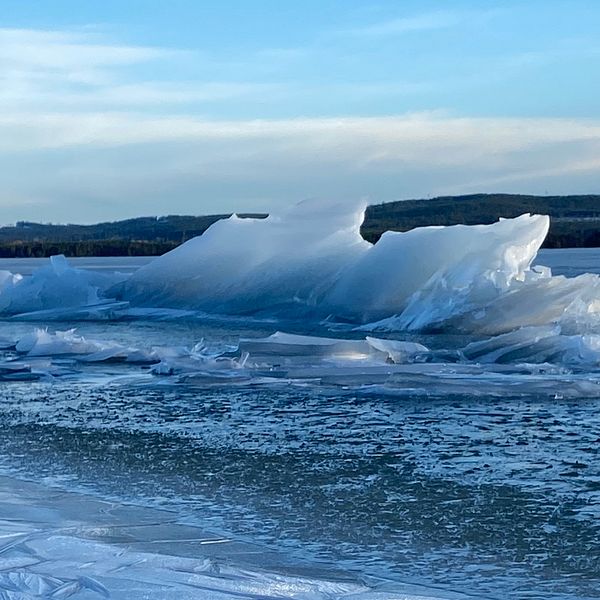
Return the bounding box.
[0,25,598,224]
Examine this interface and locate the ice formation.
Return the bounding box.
[0,199,599,355]
[120,199,559,330]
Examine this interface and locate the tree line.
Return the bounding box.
[0,194,599,257]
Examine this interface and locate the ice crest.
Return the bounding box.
[122,198,369,315]
[0,200,599,345]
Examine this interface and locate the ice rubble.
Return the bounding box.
[0,200,600,355]
[150,332,431,386]
[145,331,600,396]
[1,327,600,395]
[0,329,158,381]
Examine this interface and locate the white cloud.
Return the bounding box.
[0,28,167,70]
[343,11,464,37]
[337,7,499,38]
[0,26,598,223]
[0,111,598,223]
[0,27,268,112]
[1,111,599,154]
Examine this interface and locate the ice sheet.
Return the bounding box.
[0,476,464,600]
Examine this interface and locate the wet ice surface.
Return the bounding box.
[2,477,434,600]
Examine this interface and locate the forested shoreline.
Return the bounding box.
[1,194,599,257]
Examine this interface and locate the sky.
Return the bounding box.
[1,0,600,224]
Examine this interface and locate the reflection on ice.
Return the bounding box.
[0,476,458,600]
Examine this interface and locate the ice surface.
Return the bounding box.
[0,476,464,600]
[1,200,600,372]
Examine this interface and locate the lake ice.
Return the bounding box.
[0,202,599,599]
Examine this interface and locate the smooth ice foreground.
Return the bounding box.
[0,476,458,600]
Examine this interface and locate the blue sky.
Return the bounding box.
[1,0,599,223]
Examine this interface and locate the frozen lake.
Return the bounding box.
[0,246,599,599]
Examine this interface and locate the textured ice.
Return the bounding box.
[148,332,432,386]
[0,325,598,397]
[122,200,555,330]
[0,255,125,318]
[0,476,462,600]
[0,200,600,375]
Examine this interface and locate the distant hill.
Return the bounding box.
[0,194,599,257]
[362,193,600,248]
[0,213,266,257]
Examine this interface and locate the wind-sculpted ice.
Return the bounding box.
[1,200,600,340]
[122,199,370,316]
[121,199,559,331]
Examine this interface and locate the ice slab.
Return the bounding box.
[121,201,557,334]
